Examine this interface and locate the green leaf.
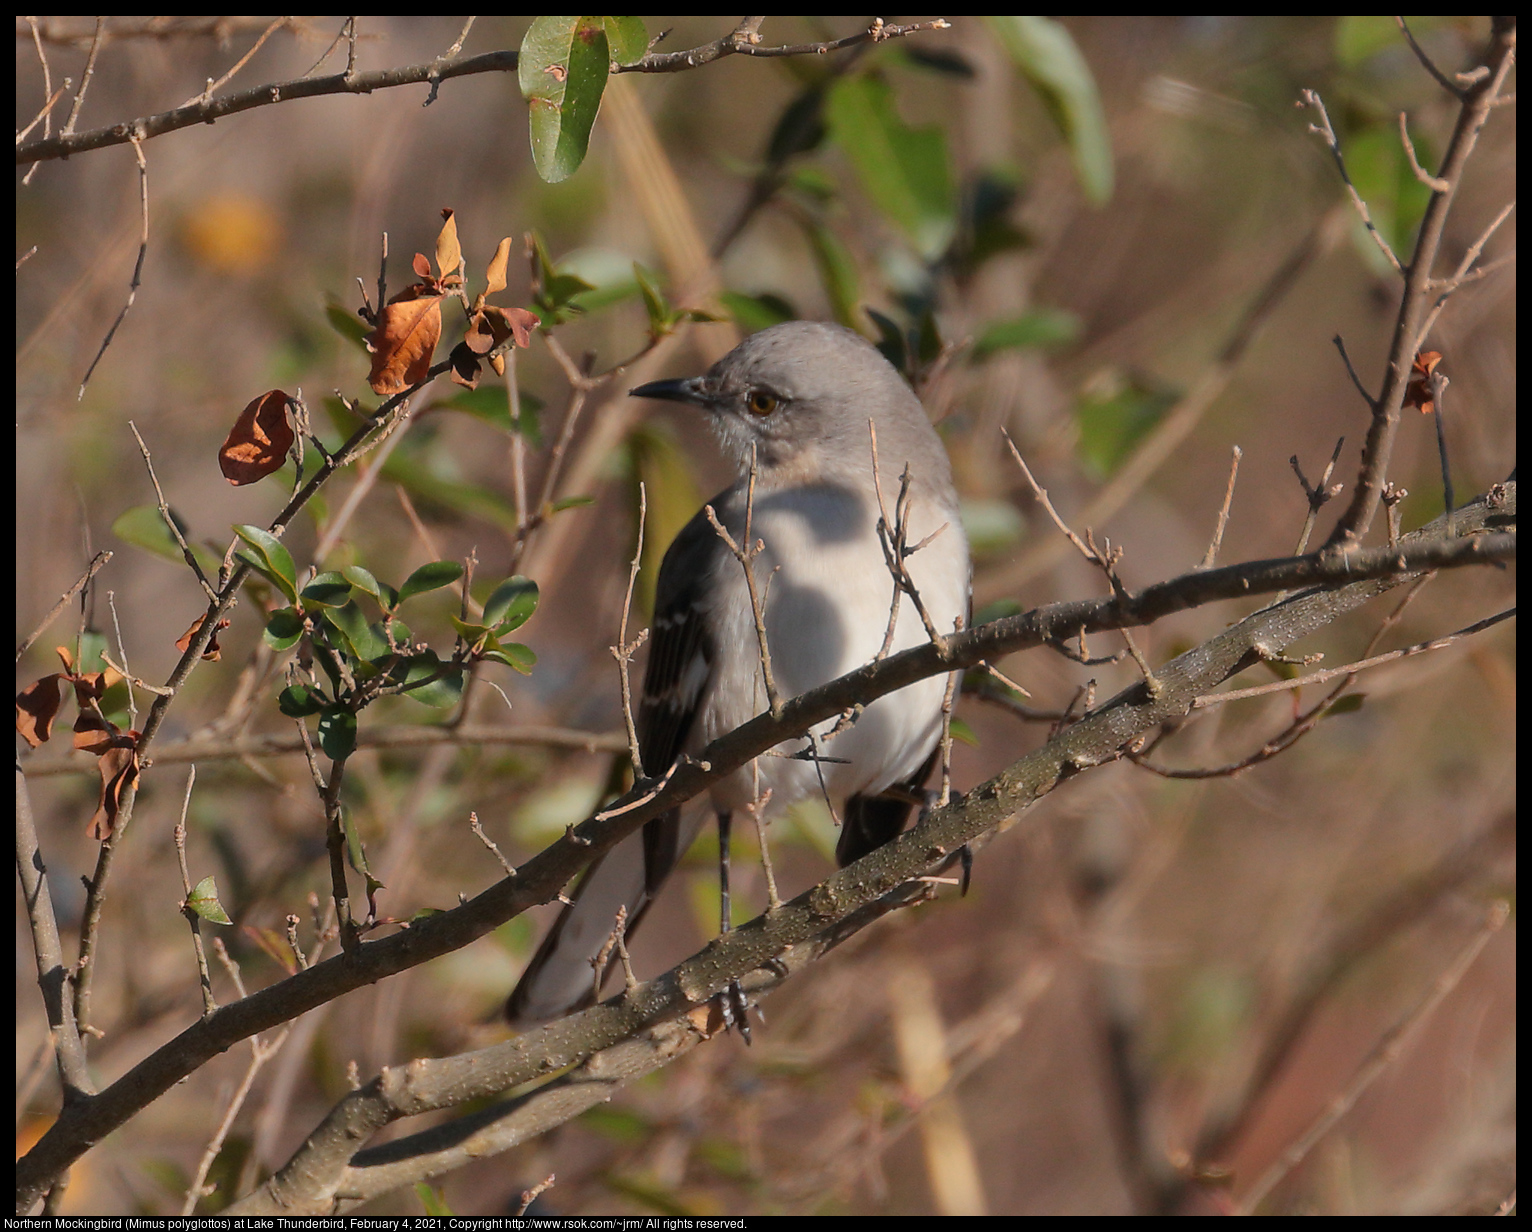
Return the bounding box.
[278,684,326,717]
[232,524,298,603]
[186,875,233,926]
[483,576,539,633]
[342,808,383,894]
[825,73,956,259]
[449,615,494,647]
[396,652,464,708]
[338,565,380,601]
[300,571,354,608]
[1340,124,1433,276]
[1075,373,1179,479]
[959,498,1026,556]
[603,16,648,66]
[972,309,1080,358]
[324,298,371,349]
[264,606,306,651]
[433,385,546,436]
[551,494,596,513]
[719,290,798,334]
[519,16,612,184]
[796,216,861,330]
[398,560,466,605]
[317,705,357,760]
[482,642,537,674]
[1324,693,1367,717]
[986,16,1112,205]
[320,601,387,661]
[948,716,979,748]
[414,1183,454,1218]
[973,598,1022,625]
[633,263,673,336]
[112,504,219,572]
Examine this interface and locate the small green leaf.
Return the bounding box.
[450,615,494,647]
[232,524,298,603]
[341,565,384,603]
[1323,693,1367,717]
[317,705,357,760]
[796,216,861,331]
[826,73,956,259]
[300,571,354,608]
[483,576,539,633]
[1075,373,1179,480]
[633,263,673,335]
[519,16,612,184]
[972,310,1080,359]
[986,16,1113,204]
[278,684,326,717]
[324,298,371,349]
[398,560,466,605]
[551,494,596,513]
[186,875,233,926]
[482,642,537,674]
[264,606,306,651]
[603,16,648,66]
[342,809,383,894]
[397,652,464,708]
[414,1181,453,1218]
[719,290,798,334]
[112,504,219,572]
[321,601,386,661]
[948,716,979,747]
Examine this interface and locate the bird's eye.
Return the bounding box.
[747,390,778,416]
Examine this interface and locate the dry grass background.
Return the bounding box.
[16,16,1515,1215]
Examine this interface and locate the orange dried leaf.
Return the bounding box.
[16,674,65,747]
[450,344,482,390]
[88,743,140,841]
[242,923,300,974]
[365,290,444,395]
[220,390,295,485]
[485,237,513,295]
[412,252,432,280]
[176,614,231,661]
[489,353,506,377]
[1405,350,1444,414]
[484,304,539,350]
[436,209,463,281]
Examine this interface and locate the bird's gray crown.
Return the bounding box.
[630,321,947,488]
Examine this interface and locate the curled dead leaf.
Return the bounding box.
[15,675,66,747]
[220,390,295,485]
[366,287,445,395]
[1405,350,1444,414]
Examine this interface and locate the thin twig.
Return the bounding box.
[469,812,516,877]
[127,422,217,601]
[1235,901,1509,1215]
[61,17,105,136]
[705,448,782,715]
[1195,608,1514,708]
[16,551,112,662]
[1199,446,1242,569]
[78,134,148,400]
[1395,16,1464,99]
[612,483,649,777]
[1289,437,1346,557]
[1399,111,1449,192]
[173,768,217,1018]
[1331,336,1376,409]
[1299,89,1403,274]
[614,17,949,74]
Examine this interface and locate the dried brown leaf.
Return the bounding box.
[485,237,513,295]
[220,390,295,485]
[15,674,65,747]
[365,289,445,395]
[436,208,463,282]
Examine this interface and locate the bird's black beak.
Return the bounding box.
[629,376,709,405]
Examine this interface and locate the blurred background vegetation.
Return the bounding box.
[16,16,1515,1216]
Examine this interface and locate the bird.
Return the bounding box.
[506,320,970,1030]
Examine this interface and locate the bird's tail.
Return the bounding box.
[506,805,702,1025]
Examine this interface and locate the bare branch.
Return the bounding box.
[16,551,112,663]
[614,17,951,75]
[1299,89,1403,274]
[1199,446,1242,569]
[77,135,147,400]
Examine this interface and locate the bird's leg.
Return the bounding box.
[715,810,752,1043]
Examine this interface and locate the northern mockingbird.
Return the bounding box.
[507,321,970,1026]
